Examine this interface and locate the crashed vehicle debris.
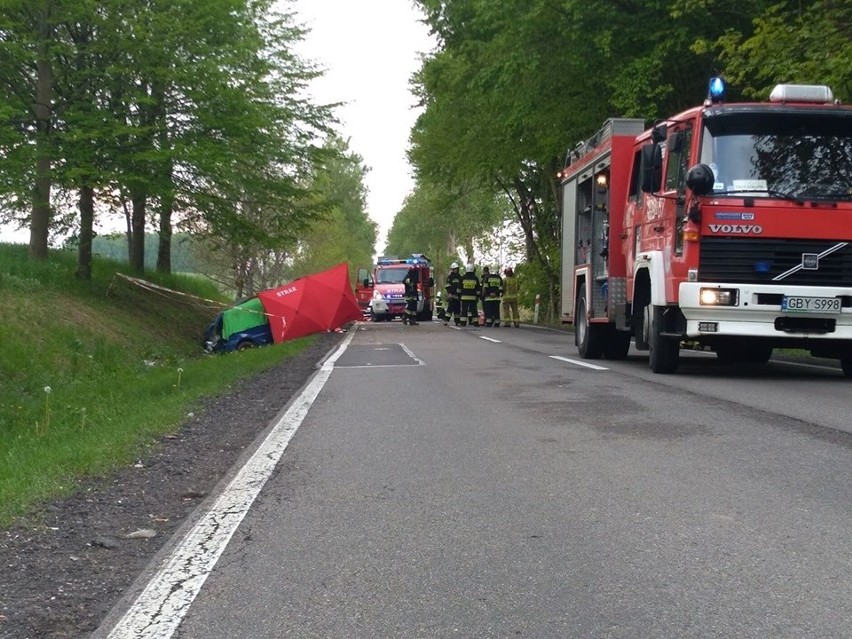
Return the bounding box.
[202,263,362,353]
[202,297,273,353]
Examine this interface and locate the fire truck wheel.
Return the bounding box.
[576,284,605,359]
[648,306,679,373]
[604,329,631,360]
[841,354,852,377]
[634,304,650,351]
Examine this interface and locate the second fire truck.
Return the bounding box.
[355,254,435,322]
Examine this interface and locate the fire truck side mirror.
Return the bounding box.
[362,278,373,288]
[685,163,715,196]
[667,130,684,153]
[652,121,668,143]
[427,277,434,287]
[640,143,663,193]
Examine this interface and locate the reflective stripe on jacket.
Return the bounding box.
[460,273,480,301]
[484,274,503,298]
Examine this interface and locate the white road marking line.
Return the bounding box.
[549,355,609,371]
[105,332,355,639]
[479,336,501,343]
[399,342,426,365]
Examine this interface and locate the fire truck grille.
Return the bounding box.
[698,237,852,286]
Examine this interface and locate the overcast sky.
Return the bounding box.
[0,2,435,248]
[290,0,435,254]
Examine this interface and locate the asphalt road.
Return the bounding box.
[101,320,852,638]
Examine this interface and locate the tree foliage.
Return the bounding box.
[187,135,375,298]
[287,136,377,284]
[708,0,852,99]
[0,0,335,282]
[385,181,506,281]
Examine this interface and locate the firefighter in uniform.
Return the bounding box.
[482,266,503,327]
[402,267,419,325]
[459,263,480,327]
[435,290,446,322]
[479,266,491,326]
[445,262,463,326]
[501,266,520,327]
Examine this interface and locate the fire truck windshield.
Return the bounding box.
[700,110,852,201]
[376,267,409,284]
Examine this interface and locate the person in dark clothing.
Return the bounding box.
[402,267,419,325]
[459,263,480,327]
[478,266,491,326]
[479,266,491,303]
[445,262,463,326]
[482,266,503,326]
[435,290,447,322]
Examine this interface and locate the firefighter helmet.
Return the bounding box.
[450,262,459,270]
[466,263,475,273]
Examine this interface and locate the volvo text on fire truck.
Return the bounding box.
[559,79,852,375]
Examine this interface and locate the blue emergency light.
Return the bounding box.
[707,76,727,104]
[378,254,431,266]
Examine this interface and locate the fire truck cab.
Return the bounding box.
[560,79,852,375]
[355,254,435,322]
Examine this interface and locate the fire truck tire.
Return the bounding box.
[841,354,852,377]
[417,309,433,322]
[604,329,631,360]
[634,304,650,351]
[648,305,679,373]
[576,284,605,359]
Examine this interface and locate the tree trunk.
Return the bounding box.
[130,189,146,272]
[121,195,133,262]
[76,185,94,280]
[29,0,54,261]
[154,80,172,274]
[157,190,173,273]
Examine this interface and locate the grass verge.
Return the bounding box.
[0,243,316,525]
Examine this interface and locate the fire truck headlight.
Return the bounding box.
[699,288,738,306]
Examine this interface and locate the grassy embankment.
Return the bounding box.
[0,243,316,526]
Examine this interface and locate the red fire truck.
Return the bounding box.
[559,79,852,375]
[355,254,435,322]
